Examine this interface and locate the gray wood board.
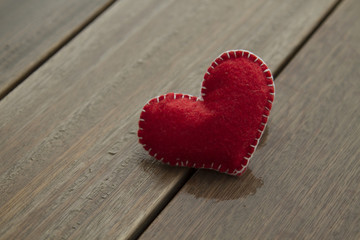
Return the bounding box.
[140,0,360,239]
[0,0,115,98]
[0,0,340,239]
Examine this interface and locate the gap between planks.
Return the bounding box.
[134,0,343,239]
[0,0,344,239]
[127,169,196,240]
[0,0,117,100]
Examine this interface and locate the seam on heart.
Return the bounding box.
[200,49,275,175]
[201,50,275,99]
[138,92,248,176]
[138,50,274,176]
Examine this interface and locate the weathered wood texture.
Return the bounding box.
[0,0,115,98]
[0,0,339,239]
[141,0,360,239]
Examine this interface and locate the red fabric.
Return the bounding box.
[138,50,274,176]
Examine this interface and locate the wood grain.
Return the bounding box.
[0,0,115,99]
[0,0,339,239]
[140,0,360,239]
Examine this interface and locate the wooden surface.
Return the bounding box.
[1,0,357,239]
[0,0,115,98]
[141,0,360,239]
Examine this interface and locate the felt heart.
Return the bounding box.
[138,50,274,176]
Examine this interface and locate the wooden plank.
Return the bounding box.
[0,0,339,239]
[0,0,115,99]
[140,0,360,239]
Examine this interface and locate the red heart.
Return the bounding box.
[138,50,274,176]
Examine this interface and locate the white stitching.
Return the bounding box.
[138,49,274,177]
[232,168,245,175]
[207,50,272,174]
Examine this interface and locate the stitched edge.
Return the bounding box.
[201,50,275,176]
[138,50,275,176]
